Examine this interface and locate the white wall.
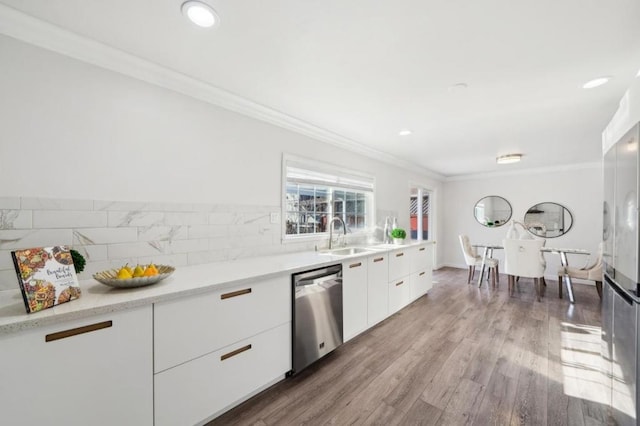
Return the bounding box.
[442,165,603,281]
[0,35,443,271]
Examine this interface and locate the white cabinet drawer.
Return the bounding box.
[154,275,291,372]
[389,277,412,314]
[388,248,411,282]
[154,322,291,426]
[0,306,153,426]
[412,244,432,272]
[411,269,432,300]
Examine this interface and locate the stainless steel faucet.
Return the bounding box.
[328,216,347,249]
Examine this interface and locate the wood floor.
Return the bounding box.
[208,267,609,426]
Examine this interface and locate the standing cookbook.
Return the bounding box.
[11,246,81,314]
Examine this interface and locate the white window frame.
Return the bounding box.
[282,154,376,242]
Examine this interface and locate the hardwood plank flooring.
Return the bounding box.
[208,267,609,425]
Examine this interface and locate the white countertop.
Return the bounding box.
[0,241,433,335]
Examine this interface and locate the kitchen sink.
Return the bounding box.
[320,247,373,256]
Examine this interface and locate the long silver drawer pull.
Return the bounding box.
[221,344,252,361]
[419,272,425,276]
[46,320,112,342]
[373,257,384,263]
[349,262,362,268]
[396,253,404,257]
[221,288,252,300]
[396,281,404,286]
[419,247,425,251]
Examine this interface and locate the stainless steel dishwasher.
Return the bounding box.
[291,264,343,375]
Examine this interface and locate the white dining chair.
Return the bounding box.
[459,235,499,285]
[558,243,603,299]
[503,238,546,301]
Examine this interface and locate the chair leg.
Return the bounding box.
[496,264,500,284]
[596,281,603,299]
[491,267,496,287]
[467,266,473,284]
[542,277,546,287]
[558,276,563,299]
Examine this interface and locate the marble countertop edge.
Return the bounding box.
[0,241,433,335]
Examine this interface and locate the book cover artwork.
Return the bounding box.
[11,246,81,314]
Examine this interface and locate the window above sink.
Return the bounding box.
[282,154,375,242]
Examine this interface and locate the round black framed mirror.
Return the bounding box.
[523,202,573,238]
[474,196,512,227]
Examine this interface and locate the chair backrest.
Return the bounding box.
[458,235,478,266]
[503,238,546,278]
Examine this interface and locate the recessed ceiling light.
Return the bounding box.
[582,76,611,89]
[496,154,522,165]
[181,1,219,28]
[398,129,412,136]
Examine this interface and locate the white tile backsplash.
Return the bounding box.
[108,211,165,227]
[0,197,326,294]
[0,197,21,209]
[22,197,94,210]
[33,211,107,228]
[0,210,32,229]
[137,226,188,242]
[0,229,73,250]
[73,228,138,245]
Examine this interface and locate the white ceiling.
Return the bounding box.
[2,0,640,177]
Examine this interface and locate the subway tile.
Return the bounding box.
[188,250,227,265]
[167,239,210,253]
[0,197,20,209]
[94,201,146,211]
[0,210,32,229]
[0,229,73,250]
[73,228,138,245]
[73,244,109,262]
[164,212,208,226]
[208,212,242,225]
[22,198,94,210]
[137,253,188,268]
[188,224,229,239]
[138,226,188,242]
[108,211,164,227]
[33,211,107,228]
[108,242,166,259]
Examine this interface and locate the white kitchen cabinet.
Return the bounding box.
[411,270,432,299]
[367,253,389,327]
[410,243,434,300]
[389,276,412,314]
[342,258,368,341]
[155,323,290,426]
[153,275,292,425]
[388,248,412,282]
[154,275,290,372]
[0,306,153,426]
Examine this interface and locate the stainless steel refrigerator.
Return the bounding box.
[602,122,640,426]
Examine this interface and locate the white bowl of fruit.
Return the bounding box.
[93,263,175,288]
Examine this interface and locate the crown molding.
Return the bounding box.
[0,4,444,182]
[444,161,602,182]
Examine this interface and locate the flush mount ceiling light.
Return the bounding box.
[398,129,412,136]
[582,76,611,89]
[181,1,219,28]
[496,154,522,165]
[448,83,468,92]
